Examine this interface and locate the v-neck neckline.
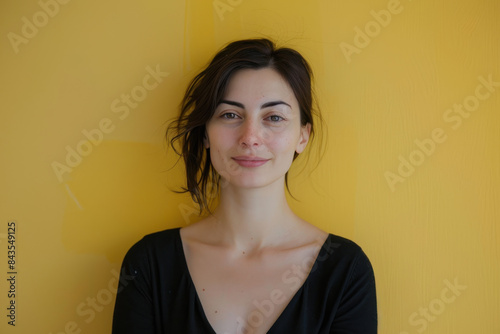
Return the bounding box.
[175,228,331,333]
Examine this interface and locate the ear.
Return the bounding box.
[203,131,210,149]
[295,123,311,154]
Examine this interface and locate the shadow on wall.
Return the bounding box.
[61,140,193,263]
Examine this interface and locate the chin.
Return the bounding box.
[221,172,285,191]
[214,161,290,190]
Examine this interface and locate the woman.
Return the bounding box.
[112,38,377,334]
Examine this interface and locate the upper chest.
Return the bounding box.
[180,237,327,334]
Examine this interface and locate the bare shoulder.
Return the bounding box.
[285,218,329,251]
[179,217,219,245]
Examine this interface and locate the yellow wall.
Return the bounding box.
[1,0,498,333]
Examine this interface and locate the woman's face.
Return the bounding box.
[205,67,310,189]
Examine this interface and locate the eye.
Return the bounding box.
[220,112,239,119]
[267,115,284,122]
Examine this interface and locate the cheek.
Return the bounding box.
[206,123,231,147]
[265,129,299,154]
[206,128,234,167]
[208,132,233,154]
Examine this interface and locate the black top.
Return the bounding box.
[112,228,377,333]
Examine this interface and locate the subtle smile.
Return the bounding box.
[231,156,270,167]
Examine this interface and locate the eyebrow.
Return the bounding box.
[218,100,291,109]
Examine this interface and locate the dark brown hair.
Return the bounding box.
[167,38,321,214]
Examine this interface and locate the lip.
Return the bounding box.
[231,156,270,167]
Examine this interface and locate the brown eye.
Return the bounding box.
[221,112,238,119]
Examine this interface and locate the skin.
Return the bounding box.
[180,68,328,334]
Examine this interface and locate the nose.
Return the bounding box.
[239,119,262,148]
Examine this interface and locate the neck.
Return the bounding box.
[209,179,299,250]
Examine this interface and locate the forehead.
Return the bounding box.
[222,68,297,106]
